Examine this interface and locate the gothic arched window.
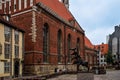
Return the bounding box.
[57,30,62,63]
[67,34,71,63]
[76,38,80,54]
[43,23,49,63]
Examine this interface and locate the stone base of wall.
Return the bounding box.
[24,64,77,76]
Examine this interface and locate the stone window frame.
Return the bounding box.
[14,30,19,44]
[14,45,19,58]
[4,43,11,59]
[30,0,33,6]
[4,26,11,42]
[14,30,19,58]
[4,26,11,59]
[4,62,10,73]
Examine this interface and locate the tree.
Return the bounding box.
[106,51,113,64]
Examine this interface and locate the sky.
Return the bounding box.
[69,0,120,45]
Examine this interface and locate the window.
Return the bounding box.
[4,62,10,73]
[15,31,19,44]
[14,30,19,58]
[76,38,80,53]
[15,45,19,58]
[14,0,16,11]
[30,0,33,6]
[4,43,11,59]
[43,24,49,63]
[4,26,11,42]
[67,34,71,63]
[24,0,27,8]
[58,30,62,63]
[101,60,103,62]
[19,0,21,10]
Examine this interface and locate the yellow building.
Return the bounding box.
[0,17,24,79]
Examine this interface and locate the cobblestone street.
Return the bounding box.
[48,70,120,80]
[47,74,77,80]
[94,70,120,80]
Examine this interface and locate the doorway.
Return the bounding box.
[14,59,19,77]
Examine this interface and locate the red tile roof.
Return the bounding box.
[95,43,108,55]
[84,36,94,49]
[36,0,72,20]
[36,0,83,32]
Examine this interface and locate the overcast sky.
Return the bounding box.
[69,0,120,45]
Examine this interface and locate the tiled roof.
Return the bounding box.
[94,43,108,55]
[36,0,84,32]
[36,0,72,20]
[84,36,94,49]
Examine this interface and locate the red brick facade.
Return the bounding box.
[84,36,97,68]
[0,0,98,75]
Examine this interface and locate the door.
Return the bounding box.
[14,60,19,77]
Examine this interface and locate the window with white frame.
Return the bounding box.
[19,0,21,10]
[15,30,19,44]
[14,30,19,58]
[4,62,10,73]
[14,0,16,12]
[4,26,11,42]
[30,0,33,6]
[24,0,27,8]
[9,1,11,13]
[4,43,11,59]
[15,45,19,58]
